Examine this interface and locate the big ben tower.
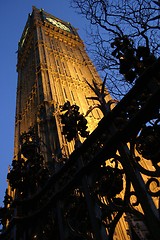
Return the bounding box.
[0,7,149,240]
[3,6,112,240]
[14,6,110,169]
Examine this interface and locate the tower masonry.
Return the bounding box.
[15,6,111,168]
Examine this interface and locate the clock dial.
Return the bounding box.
[46,17,70,32]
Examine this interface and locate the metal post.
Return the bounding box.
[118,144,160,240]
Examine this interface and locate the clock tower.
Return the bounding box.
[15,6,111,169]
[9,6,110,239]
[2,6,132,240]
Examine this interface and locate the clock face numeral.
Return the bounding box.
[46,17,70,32]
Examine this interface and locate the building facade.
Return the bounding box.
[15,6,110,168]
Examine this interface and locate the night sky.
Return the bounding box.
[0,0,88,206]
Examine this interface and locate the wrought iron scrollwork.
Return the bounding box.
[93,165,123,198]
[146,178,160,197]
[64,190,92,240]
[60,101,89,142]
[6,127,50,200]
[135,120,160,163]
[1,59,160,239]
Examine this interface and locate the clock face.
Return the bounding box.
[46,17,70,32]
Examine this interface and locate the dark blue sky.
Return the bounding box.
[0,0,88,206]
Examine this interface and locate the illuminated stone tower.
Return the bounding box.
[14,6,110,169]
[9,6,125,239]
[1,6,159,240]
[4,6,132,240]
